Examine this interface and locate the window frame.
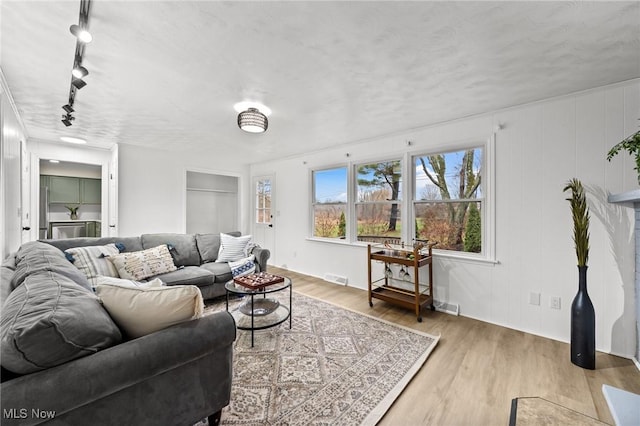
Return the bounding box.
[255,177,272,225]
[353,157,404,243]
[410,136,495,262]
[310,165,349,241]
[307,134,496,264]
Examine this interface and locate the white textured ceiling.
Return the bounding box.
[2,1,639,164]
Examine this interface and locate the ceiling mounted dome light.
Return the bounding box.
[238,108,268,133]
[60,136,87,144]
[70,24,92,43]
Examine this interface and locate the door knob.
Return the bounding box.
[268,224,273,228]
[22,226,31,231]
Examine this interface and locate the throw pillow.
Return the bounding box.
[95,275,165,289]
[65,243,123,290]
[107,245,177,281]
[95,284,204,338]
[1,270,122,374]
[229,255,256,277]
[216,233,253,262]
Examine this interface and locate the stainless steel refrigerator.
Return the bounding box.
[39,186,49,239]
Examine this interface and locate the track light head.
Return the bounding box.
[70,24,92,43]
[61,114,75,127]
[62,104,74,113]
[71,65,88,79]
[71,78,87,89]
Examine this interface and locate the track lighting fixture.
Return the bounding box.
[71,78,87,89]
[61,114,75,127]
[69,24,92,43]
[71,65,88,79]
[61,0,92,128]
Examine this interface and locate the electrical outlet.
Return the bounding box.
[550,296,561,310]
[529,292,540,306]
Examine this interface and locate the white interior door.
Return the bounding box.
[107,144,119,237]
[253,175,275,264]
[20,139,32,243]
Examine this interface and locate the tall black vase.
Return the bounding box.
[571,265,595,369]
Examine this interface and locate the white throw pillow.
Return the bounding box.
[65,243,122,290]
[229,255,256,277]
[216,233,253,262]
[95,275,165,289]
[107,245,177,281]
[95,284,204,338]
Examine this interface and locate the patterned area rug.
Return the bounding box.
[203,291,439,426]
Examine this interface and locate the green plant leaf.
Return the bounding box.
[563,178,590,267]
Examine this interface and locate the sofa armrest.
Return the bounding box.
[1,311,236,425]
[250,246,270,272]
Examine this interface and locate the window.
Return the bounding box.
[255,178,271,225]
[312,167,347,238]
[356,160,402,242]
[413,147,483,253]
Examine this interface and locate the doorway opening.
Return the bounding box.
[39,159,102,239]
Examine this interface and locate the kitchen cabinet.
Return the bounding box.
[81,178,101,204]
[42,175,101,205]
[49,176,80,204]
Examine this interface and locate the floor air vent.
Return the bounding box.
[324,273,348,285]
[434,300,460,316]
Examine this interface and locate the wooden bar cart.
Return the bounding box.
[367,241,436,322]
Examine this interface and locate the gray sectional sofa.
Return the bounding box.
[0,232,268,425]
[41,231,270,299]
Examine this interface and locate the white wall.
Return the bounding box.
[117,143,249,237]
[250,79,640,357]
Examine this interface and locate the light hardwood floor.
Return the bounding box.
[268,266,640,425]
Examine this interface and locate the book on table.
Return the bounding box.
[233,272,285,290]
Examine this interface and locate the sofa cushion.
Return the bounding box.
[200,262,233,283]
[96,275,165,289]
[141,233,200,267]
[42,236,144,253]
[95,284,204,339]
[65,243,123,290]
[196,233,221,263]
[153,266,214,287]
[216,233,253,262]
[11,241,92,292]
[229,255,256,277]
[108,245,177,281]
[0,270,122,374]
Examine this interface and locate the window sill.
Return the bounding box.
[306,237,499,265]
[306,237,354,246]
[432,250,499,265]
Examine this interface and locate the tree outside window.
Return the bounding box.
[356,160,402,242]
[312,167,347,238]
[414,148,483,253]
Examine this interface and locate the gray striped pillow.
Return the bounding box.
[216,233,252,262]
[65,244,121,290]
